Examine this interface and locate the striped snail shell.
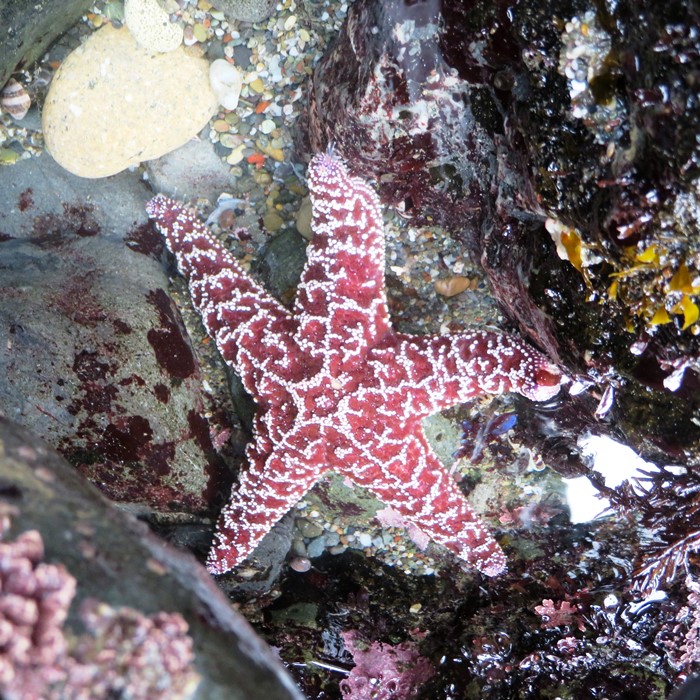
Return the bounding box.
[1,78,31,120]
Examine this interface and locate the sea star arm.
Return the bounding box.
[146,195,295,387]
[294,154,392,372]
[342,424,507,576]
[377,331,564,415]
[207,425,332,574]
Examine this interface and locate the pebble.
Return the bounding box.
[263,211,284,231]
[306,536,326,559]
[324,531,340,548]
[124,0,184,52]
[0,148,20,165]
[42,26,218,178]
[226,144,247,164]
[210,59,243,110]
[219,133,240,148]
[213,0,277,24]
[248,77,266,94]
[289,557,312,573]
[193,23,209,43]
[260,144,284,161]
[260,118,275,134]
[295,518,324,539]
[434,275,475,298]
[290,537,308,557]
[295,197,313,239]
[212,119,231,132]
[358,532,372,548]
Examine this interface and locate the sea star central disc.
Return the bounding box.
[147,152,563,577]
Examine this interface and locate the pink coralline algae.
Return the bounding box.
[0,528,75,699]
[146,152,564,577]
[66,601,200,700]
[339,631,435,700]
[0,523,198,700]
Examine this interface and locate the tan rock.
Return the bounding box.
[42,25,218,178]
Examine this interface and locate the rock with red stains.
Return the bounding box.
[0,152,238,519]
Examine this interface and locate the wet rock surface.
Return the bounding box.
[144,137,234,205]
[2,1,700,696]
[0,152,235,516]
[42,25,218,178]
[0,0,91,88]
[307,0,700,470]
[0,416,302,699]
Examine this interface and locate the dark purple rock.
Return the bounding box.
[307,0,700,471]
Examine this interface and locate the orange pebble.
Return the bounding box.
[247,153,265,167]
[255,100,271,114]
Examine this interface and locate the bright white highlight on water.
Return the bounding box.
[564,434,657,524]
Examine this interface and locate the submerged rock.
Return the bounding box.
[124,0,184,53]
[0,153,234,516]
[213,0,277,24]
[0,0,92,88]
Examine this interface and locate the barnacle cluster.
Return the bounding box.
[558,10,626,144]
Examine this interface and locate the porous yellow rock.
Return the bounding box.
[43,25,218,178]
[125,0,183,52]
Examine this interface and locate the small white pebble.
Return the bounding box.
[260,119,276,134]
[358,532,372,547]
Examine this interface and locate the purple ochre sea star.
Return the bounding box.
[146,152,564,577]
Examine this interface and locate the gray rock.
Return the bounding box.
[0,416,303,699]
[306,535,326,559]
[213,0,277,24]
[295,517,323,539]
[0,149,150,242]
[0,152,236,516]
[324,530,340,548]
[0,0,91,88]
[145,137,234,205]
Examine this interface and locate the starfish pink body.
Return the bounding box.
[146,153,563,577]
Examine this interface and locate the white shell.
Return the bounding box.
[1,78,30,120]
[209,59,242,111]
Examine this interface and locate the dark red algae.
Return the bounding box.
[146,288,196,380]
